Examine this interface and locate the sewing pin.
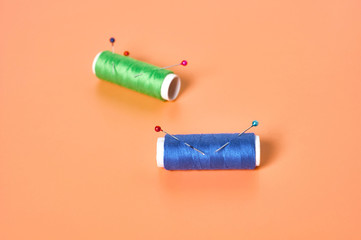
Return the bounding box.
[135,60,187,78]
[215,120,259,153]
[109,37,116,72]
[155,126,205,155]
[109,37,115,53]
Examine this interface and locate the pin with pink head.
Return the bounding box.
[135,60,188,78]
[180,60,187,66]
[160,60,188,69]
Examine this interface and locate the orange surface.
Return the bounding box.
[1,0,361,239]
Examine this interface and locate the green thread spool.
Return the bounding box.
[92,51,181,101]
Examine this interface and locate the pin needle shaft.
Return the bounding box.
[163,130,205,155]
[155,126,205,155]
[135,60,187,78]
[215,121,259,153]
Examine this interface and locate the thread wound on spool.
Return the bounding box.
[92,51,181,101]
[156,133,260,170]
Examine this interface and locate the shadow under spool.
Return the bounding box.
[92,51,181,101]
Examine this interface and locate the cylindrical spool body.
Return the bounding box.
[92,51,181,101]
[157,133,260,170]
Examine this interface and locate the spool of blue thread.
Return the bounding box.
[156,133,260,170]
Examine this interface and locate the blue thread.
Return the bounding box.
[164,133,256,170]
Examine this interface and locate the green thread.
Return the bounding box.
[94,51,173,100]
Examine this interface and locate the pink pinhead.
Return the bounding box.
[181,60,188,66]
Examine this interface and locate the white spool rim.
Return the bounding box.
[92,51,103,75]
[255,135,260,167]
[161,74,181,101]
[156,135,261,168]
[156,137,165,167]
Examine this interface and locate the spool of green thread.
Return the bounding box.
[92,51,181,101]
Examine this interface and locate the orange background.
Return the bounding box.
[1,0,361,239]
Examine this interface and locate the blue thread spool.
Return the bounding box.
[156,133,260,170]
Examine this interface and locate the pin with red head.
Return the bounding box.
[155,126,162,132]
[155,126,205,155]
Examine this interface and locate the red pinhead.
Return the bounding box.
[155,126,162,132]
[181,60,188,66]
[123,51,130,56]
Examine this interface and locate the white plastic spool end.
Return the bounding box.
[160,74,181,101]
[156,137,165,168]
[255,135,260,167]
[92,51,103,75]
